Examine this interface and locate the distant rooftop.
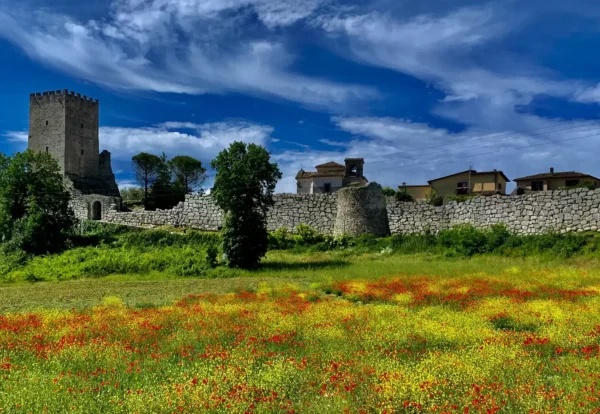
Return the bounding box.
[514,171,600,181]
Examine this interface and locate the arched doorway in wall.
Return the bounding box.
[91,201,102,220]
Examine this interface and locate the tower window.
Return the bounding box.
[81,123,84,129]
[45,147,48,152]
[81,150,84,155]
[45,120,48,126]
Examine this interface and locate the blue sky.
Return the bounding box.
[1,0,600,192]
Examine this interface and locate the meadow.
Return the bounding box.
[2,225,600,412]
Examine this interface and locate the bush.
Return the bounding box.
[438,224,489,257]
[296,224,323,244]
[268,227,296,250]
[395,189,415,202]
[382,187,396,197]
[426,189,444,206]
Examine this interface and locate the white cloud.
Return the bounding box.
[315,5,599,105]
[0,0,376,108]
[100,121,275,163]
[2,131,28,143]
[273,115,600,193]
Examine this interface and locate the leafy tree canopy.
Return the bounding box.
[211,142,282,268]
[132,152,163,209]
[0,150,75,254]
[169,155,206,194]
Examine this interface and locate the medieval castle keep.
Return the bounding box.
[28,90,121,219]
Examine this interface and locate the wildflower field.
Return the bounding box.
[3,261,600,413]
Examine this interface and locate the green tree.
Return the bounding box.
[169,155,206,194]
[120,186,145,202]
[149,153,181,210]
[132,153,162,210]
[0,150,75,254]
[381,186,397,197]
[211,142,282,269]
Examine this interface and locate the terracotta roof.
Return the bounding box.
[296,170,344,179]
[399,184,430,188]
[428,169,510,184]
[513,171,600,181]
[315,161,344,169]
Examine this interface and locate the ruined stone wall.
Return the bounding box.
[387,188,600,235]
[99,194,337,233]
[71,195,121,221]
[75,188,600,236]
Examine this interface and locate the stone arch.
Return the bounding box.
[91,201,102,220]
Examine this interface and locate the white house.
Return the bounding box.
[296,159,368,194]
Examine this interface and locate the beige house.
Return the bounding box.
[296,158,368,194]
[400,185,431,201]
[429,169,510,198]
[513,168,600,192]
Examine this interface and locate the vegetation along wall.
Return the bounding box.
[90,188,600,235]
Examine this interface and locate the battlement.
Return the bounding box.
[30,89,98,104]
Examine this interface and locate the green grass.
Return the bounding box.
[2,250,599,313]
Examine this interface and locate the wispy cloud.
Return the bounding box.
[0,0,377,109]
[100,121,275,162]
[2,131,28,143]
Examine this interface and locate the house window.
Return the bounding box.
[566,179,580,187]
[456,181,469,195]
[531,181,544,191]
[497,183,502,191]
[323,183,331,193]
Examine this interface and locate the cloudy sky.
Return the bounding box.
[1,0,600,192]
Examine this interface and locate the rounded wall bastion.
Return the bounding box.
[333,183,391,237]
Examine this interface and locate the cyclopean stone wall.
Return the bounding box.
[98,194,338,234]
[386,188,600,235]
[78,187,600,235]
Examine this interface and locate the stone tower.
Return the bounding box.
[28,90,120,198]
[333,182,390,237]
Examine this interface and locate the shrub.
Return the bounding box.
[395,189,414,202]
[426,189,444,207]
[381,187,397,197]
[296,224,323,244]
[268,227,295,250]
[438,224,488,257]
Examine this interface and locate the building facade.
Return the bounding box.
[296,159,368,194]
[513,168,600,192]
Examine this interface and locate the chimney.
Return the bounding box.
[550,167,554,174]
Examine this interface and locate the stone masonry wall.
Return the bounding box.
[100,194,337,234]
[387,188,600,235]
[81,188,600,235]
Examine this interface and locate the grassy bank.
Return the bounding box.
[2,222,600,284]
